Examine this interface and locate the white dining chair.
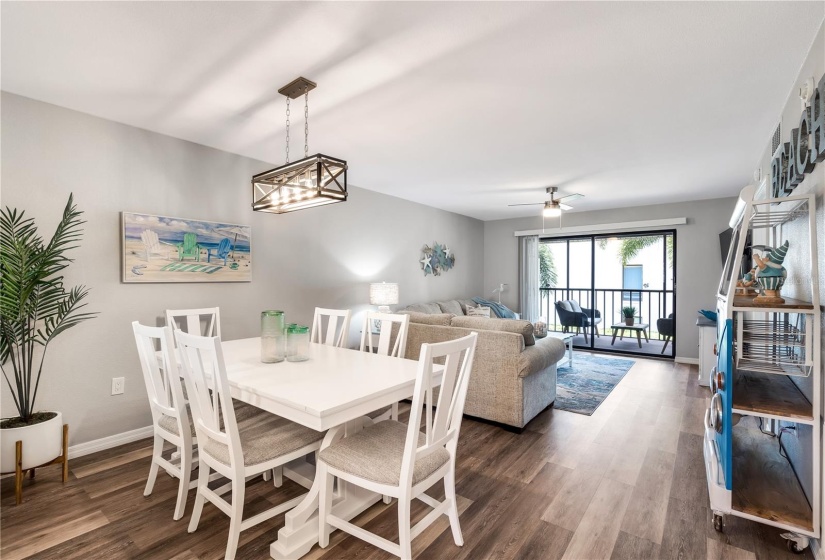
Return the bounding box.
[132,321,194,521]
[311,307,351,348]
[360,311,411,422]
[175,329,325,560]
[166,307,221,338]
[318,332,478,559]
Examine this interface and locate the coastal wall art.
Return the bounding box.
[420,242,456,276]
[121,212,252,283]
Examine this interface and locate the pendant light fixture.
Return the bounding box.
[252,77,348,214]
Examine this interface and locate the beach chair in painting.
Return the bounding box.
[140,229,170,262]
[206,238,232,266]
[176,233,201,262]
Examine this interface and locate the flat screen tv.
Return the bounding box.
[719,227,752,273]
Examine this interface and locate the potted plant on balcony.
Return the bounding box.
[622,306,636,326]
[0,194,96,490]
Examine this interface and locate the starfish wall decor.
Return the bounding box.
[420,242,456,276]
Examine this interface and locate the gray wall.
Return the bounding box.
[754,22,824,504]
[0,92,484,444]
[483,198,737,359]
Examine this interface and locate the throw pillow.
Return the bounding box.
[568,300,583,313]
[403,302,442,315]
[458,299,477,315]
[558,301,573,312]
[451,316,536,346]
[467,305,491,318]
[437,300,463,316]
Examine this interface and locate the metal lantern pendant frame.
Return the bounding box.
[252,77,348,214]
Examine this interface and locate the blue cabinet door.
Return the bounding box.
[716,318,734,490]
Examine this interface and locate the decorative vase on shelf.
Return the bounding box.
[753,241,789,305]
[534,318,548,338]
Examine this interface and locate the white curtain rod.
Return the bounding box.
[513,217,687,237]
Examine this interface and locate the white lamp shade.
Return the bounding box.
[370,282,399,306]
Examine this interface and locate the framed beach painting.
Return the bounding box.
[121,212,252,283]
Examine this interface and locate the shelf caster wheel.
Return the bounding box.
[712,513,724,533]
[780,532,809,554]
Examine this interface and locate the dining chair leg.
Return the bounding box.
[225,478,245,560]
[398,497,412,560]
[273,466,283,488]
[173,445,192,521]
[188,461,209,533]
[143,435,163,497]
[319,464,333,548]
[391,402,399,421]
[445,467,463,546]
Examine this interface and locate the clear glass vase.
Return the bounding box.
[261,310,285,363]
[286,324,310,362]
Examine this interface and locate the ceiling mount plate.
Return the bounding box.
[278,77,317,99]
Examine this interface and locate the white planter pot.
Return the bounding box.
[0,411,63,473]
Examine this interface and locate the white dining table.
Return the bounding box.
[187,337,440,559]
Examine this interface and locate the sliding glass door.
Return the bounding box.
[538,230,676,358]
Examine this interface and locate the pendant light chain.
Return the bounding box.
[285,96,291,163]
[304,87,309,158]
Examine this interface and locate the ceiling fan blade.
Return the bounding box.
[508,203,545,206]
[556,193,584,202]
[559,203,573,211]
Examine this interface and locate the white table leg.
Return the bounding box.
[270,417,382,559]
[568,338,573,366]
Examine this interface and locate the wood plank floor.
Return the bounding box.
[1,353,811,559]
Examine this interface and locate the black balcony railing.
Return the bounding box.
[539,287,674,340]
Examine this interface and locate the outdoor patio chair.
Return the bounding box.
[555,300,601,343]
[207,238,232,265]
[176,232,201,262]
[657,313,675,354]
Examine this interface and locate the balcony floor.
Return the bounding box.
[551,329,673,358]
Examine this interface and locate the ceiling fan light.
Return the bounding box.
[543,204,562,218]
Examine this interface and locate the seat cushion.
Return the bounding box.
[158,399,259,438]
[558,301,573,312]
[567,300,583,313]
[203,411,324,467]
[319,420,450,486]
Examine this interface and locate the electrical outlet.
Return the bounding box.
[111,377,125,395]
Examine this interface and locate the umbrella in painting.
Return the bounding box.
[212,225,250,260]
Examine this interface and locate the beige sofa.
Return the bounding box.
[397,300,565,429]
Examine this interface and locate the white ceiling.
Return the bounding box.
[2,2,823,221]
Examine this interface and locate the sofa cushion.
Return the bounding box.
[450,316,535,346]
[400,311,455,326]
[437,300,464,316]
[568,300,583,313]
[558,300,573,312]
[458,299,477,315]
[404,302,442,315]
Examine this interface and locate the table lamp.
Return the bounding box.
[369,282,399,314]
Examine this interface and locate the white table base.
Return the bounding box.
[271,417,382,559]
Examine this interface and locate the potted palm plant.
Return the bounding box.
[0,194,96,474]
[622,306,636,326]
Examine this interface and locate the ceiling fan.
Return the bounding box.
[508,187,584,217]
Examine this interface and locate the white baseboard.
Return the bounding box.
[675,356,700,365]
[68,425,153,460]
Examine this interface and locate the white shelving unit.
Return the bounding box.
[705,185,821,553]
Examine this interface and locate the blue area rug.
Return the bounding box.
[555,354,635,415]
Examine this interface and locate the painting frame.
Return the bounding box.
[121,212,252,283]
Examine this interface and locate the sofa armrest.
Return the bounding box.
[518,337,565,378]
[581,307,601,318]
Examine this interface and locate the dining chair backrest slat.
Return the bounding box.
[132,322,187,438]
[400,332,477,489]
[359,312,410,358]
[166,307,221,338]
[311,308,351,348]
[174,330,240,466]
